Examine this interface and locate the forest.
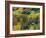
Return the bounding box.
[12,7,40,31]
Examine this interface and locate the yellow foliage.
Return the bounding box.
[13,8,23,15]
[13,23,21,31]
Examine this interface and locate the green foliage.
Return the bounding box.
[13,8,40,31]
